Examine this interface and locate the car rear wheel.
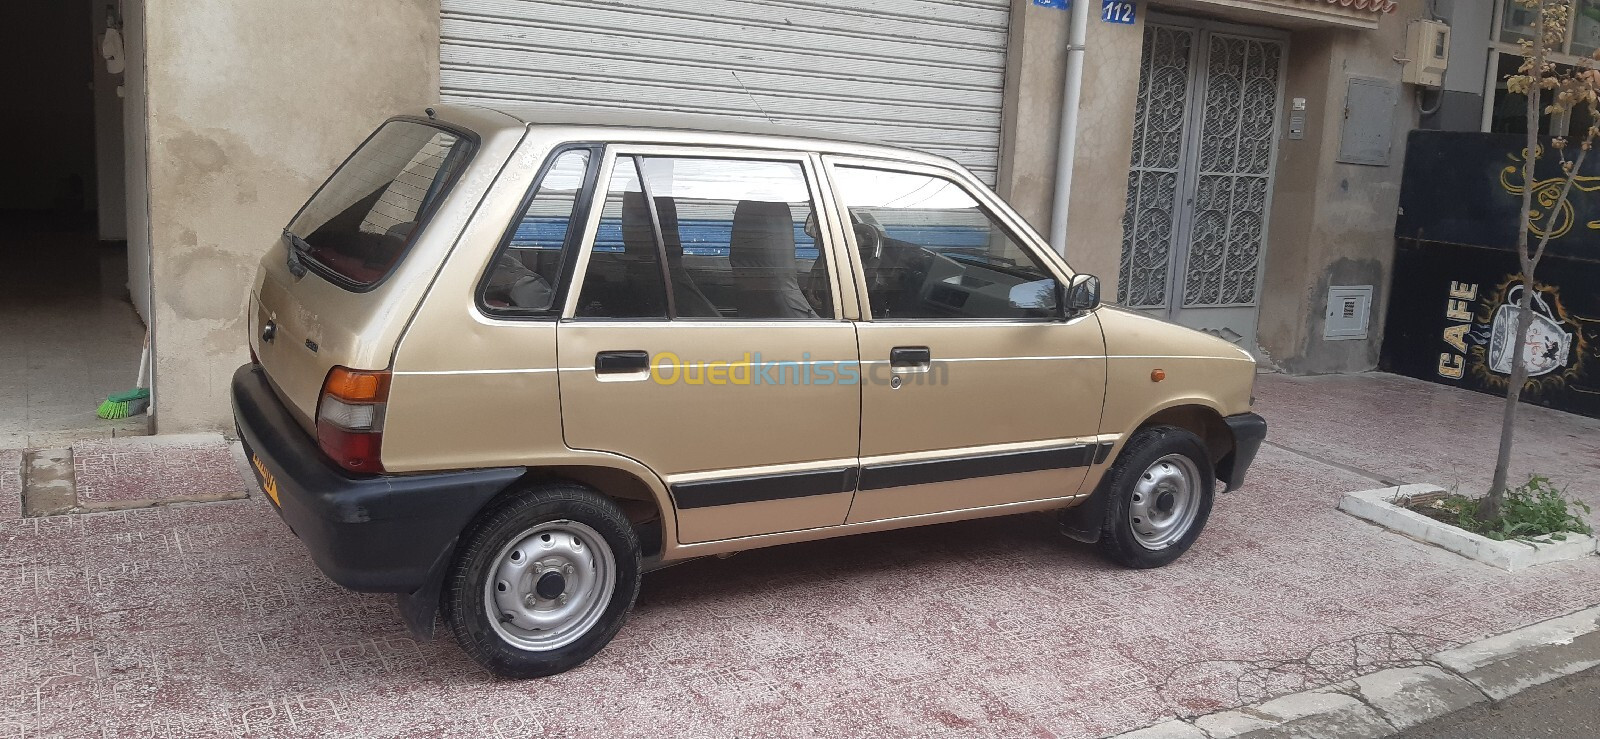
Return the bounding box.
[1096,426,1215,569]
[443,482,640,678]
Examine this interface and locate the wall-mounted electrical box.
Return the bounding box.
[1324,285,1374,341]
[1402,19,1450,88]
[1339,78,1399,165]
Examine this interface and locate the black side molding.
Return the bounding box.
[672,467,859,510]
[669,444,1100,510]
[859,444,1095,491]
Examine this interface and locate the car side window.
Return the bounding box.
[574,157,670,318]
[480,148,594,314]
[631,156,832,320]
[831,165,1060,320]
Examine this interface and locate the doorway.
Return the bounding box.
[0,1,147,449]
[1119,16,1288,350]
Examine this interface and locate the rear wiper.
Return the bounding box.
[282,229,311,278]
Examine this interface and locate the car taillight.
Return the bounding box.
[316,366,390,474]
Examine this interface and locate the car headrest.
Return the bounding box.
[621,192,683,258]
[729,200,795,270]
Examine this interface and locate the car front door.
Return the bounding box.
[822,158,1108,523]
[557,147,860,544]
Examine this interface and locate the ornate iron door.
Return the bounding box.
[1120,20,1286,350]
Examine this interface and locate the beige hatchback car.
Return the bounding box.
[232,104,1266,679]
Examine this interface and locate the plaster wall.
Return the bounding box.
[997,0,1144,298]
[142,0,439,432]
[1257,4,1425,373]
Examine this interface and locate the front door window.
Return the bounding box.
[830,165,1059,321]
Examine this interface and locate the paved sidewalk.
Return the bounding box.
[0,372,1597,737]
[1393,665,1600,738]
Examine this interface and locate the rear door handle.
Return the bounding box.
[889,346,931,372]
[595,350,650,375]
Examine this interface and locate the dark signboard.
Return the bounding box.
[1381,239,1600,418]
[1396,130,1600,261]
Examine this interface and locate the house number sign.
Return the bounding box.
[1101,0,1136,24]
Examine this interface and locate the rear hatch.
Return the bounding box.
[249,119,477,432]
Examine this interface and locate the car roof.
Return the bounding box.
[479,103,880,146]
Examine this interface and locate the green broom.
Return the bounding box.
[97,332,151,420]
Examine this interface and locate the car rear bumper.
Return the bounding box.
[230,363,523,593]
[1220,412,1267,492]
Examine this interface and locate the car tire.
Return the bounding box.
[442,482,640,679]
[1096,425,1215,569]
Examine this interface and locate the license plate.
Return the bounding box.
[250,453,282,507]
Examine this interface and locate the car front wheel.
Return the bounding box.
[1097,425,1215,569]
[443,482,640,678]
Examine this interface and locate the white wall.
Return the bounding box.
[123,0,152,323]
[92,1,127,241]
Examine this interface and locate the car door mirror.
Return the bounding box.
[1008,279,1059,314]
[1065,274,1101,316]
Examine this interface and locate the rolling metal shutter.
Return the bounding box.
[439,0,1010,183]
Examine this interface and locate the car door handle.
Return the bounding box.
[595,350,650,375]
[889,346,931,372]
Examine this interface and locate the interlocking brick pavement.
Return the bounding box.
[0,372,1595,737]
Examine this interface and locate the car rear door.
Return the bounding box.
[821,157,1108,523]
[556,146,861,544]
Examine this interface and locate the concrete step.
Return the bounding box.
[15,432,251,516]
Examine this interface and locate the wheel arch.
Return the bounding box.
[1061,399,1235,546]
[1135,402,1234,469]
[399,454,674,642]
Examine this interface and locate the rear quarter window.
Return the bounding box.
[287,120,474,289]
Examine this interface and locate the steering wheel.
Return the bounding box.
[854,222,883,262]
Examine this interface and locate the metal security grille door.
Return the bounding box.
[1120,20,1286,348]
[439,0,1010,184]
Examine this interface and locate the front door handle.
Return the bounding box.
[889,346,931,372]
[595,350,650,375]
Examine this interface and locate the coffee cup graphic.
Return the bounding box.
[1488,285,1573,376]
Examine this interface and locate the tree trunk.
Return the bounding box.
[1487,12,1545,523]
[1484,273,1537,522]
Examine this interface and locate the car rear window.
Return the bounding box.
[286,120,474,289]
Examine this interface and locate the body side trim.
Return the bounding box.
[671,467,858,510]
[858,444,1095,491]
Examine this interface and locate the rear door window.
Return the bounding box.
[286,120,473,289]
[571,154,831,319]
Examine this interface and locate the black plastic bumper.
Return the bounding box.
[1219,412,1267,492]
[230,364,524,594]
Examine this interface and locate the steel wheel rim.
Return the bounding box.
[1129,453,1202,550]
[485,520,616,652]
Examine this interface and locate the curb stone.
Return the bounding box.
[1104,605,1600,739]
[1337,484,1598,571]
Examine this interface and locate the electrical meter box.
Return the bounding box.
[1403,20,1449,88]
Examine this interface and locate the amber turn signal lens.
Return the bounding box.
[322,366,391,403]
[1151,368,1167,382]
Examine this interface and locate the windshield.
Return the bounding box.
[286,120,473,289]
